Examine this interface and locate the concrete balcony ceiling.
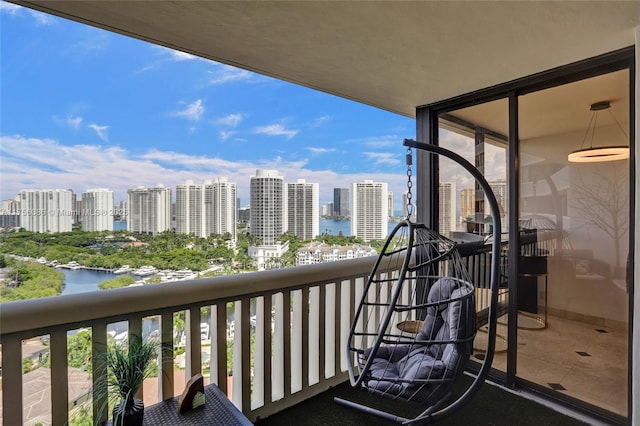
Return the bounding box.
[11,1,639,137]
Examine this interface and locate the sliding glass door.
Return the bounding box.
[516,69,630,417]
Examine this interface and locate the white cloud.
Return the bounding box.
[67,115,83,130]
[0,135,410,209]
[254,124,298,139]
[153,45,199,62]
[363,152,401,167]
[215,113,243,127]
[306,147,336,154]
[72,30,110,53]
[53,115,83,130]
[347,135,402,149]
[0,2,22,15]
[139,46,205,72]
[170,50,197,61]
[88,124,108,141]
[208,64,253,85]
[0,2,52,25]
[219,131,236,141]
[311,115,331,127]
[29,10,53,25]
[172,99,205,121]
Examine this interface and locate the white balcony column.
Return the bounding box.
[232,302,243,407]
[291,289,303,393]
[340,279,354,371]
[253,297,265,408]
[272,293,285,400]
[325,283,336,379]
[308,286,320,385]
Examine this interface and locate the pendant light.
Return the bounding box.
[567,101,629,163]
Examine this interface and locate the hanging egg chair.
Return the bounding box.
[335,139,503,424]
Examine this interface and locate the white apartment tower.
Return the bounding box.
[250,169,286,245]
[81,188,114,232]
[388,191,394,218]
[287,179,319,241]
[175,180,204,237]
[204,177,237,240]
[19,189,73,233]
[127,186,171,235]
[351,180,388,242]
[439,182,456,237]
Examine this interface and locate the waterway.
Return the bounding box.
[60,268,117,295]
[319,218,400,236]
[59,219,401,295]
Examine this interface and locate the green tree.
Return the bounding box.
[98,275,135,290]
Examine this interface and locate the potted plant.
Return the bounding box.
[99,334,159,426]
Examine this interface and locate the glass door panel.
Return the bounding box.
[438,99,509,373]
[517,70,629,416]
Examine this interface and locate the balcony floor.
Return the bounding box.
[255,375,590,426]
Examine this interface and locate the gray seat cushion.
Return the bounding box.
[364,277,475,403]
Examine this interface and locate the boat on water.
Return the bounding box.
[59,261,81,270]
[113,265,131,274]
[133,265,157,276]
[172,269,194,279]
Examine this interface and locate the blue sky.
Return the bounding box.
[1,3,506,212]
[0,3,420,207]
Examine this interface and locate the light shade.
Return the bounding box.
[567,146,630,163]
[568,100,629,163]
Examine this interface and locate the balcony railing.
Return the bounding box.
[1,246,504,425]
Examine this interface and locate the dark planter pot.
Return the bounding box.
[113,398,144,426]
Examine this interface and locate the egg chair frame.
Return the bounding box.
[334,139,503,425]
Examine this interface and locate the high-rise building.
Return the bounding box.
[175,180,204,237]
[19,189,73,233]
[0,197,21,228]
[351,180,388,242]
[204,177,237,240]
[70,190,80,224]
[287,179,319,241]
[333,188,350,216]
[488,179,508,217]
[439,182,456,236]
[81,188,114,232]
[127,185,171,235]
[115,200,128,221]
[325,202,334,218]
[388,191,394,218]
[250,169,286,245]
[460,188,475,224]
[238,206,250,223]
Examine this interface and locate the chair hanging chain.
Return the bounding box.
[406,147,413,219]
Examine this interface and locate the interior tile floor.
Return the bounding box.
[473,313,628,417]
